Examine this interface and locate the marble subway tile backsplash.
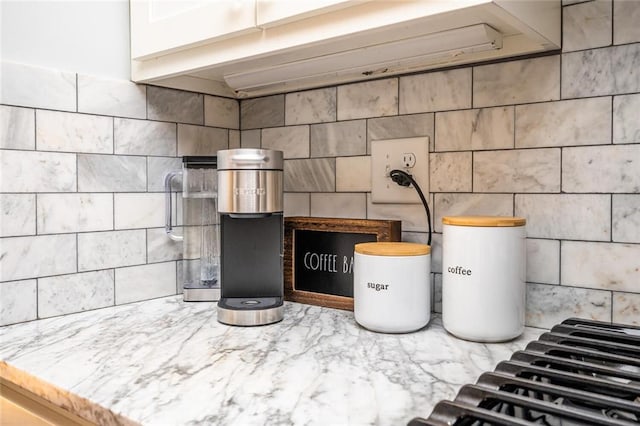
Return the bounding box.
[0,150,77,193]
[473,149,561,193]
[0,234,77,282]
[399,68,471,114]
[1,62,235,325]
[114,193,165,229]
[526,283,611,329]
[77,230,146,271]
[77,74,146,119]
[310,193,366,218]
[310,120,366,157]
[283,193,310,216]
[204,95,239,129]
[526,239,560,285]
[366,194,429,232]
[515,194,610,241]
[36,110,113,154]
[473,56,560,107]
[114,118,176,156]
[0,280,37,325]
[612,195,640,243]
[435,107,513,152]
[147,157,182,192]
[78,154,147,192]
[561,241,640,293]
[613,293,640,325]
[367,113,434,152]
[240,94,284,129]
[0,194,36,237]
[177,124,228,156]
[434,193,513,233]
[613,0,640,44]
[262,125,310,159]
[284,158,335,192]
[38,270,115,318]
[37,193,113,234]
[115,262,177,304]
[429,152,472,192]
[147,86,203,125]
[285,87,336,125]
[0,105,35,150]
[515,98,611,148]
[147,228,182,263]
[613,94,640,144]
[336,156,371,192]
[562,145,640,193]
[562,0,612,52]
[1,61,76,111]
[2,1,639,327]
[562,43,640,98]
[337,79,398,120]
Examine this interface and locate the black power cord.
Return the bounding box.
[389,169,432,246]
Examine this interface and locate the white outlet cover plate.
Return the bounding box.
[371,136,429,204]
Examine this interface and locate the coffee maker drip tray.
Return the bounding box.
[217,297,284,326]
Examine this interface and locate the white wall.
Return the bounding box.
[1,0,131,80]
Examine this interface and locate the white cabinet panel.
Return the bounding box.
[130,0,258,60]
[131,0,561,98]
[256,0,367,28]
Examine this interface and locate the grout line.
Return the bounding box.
[76,232,80,275]
[610,193,613,243]
[35,278,39,319]
[558,239,562,286]
[610,0,615,47]
[34,194,39,235]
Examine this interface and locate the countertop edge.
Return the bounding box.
[0,361,138,426]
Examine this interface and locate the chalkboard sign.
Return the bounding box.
[284,217,401,310]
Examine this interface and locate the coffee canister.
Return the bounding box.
[442,216,526,342]
[354,242,431,333]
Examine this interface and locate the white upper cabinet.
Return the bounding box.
[130,0,561,98]
[130,0,258,60]
[256,0,369,28]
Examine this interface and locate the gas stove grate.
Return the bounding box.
[410,318,640,426]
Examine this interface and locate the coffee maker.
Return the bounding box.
[216,149,284,326]
[164,156,220,301]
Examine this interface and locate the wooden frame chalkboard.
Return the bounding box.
[284,217,401,310]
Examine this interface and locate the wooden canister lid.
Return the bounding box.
[442,216,526,227]
[354,242,430,256]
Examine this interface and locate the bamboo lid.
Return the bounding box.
[354,242,430,256]
[442,216,526,227]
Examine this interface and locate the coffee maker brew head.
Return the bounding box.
[217,149,283,217]
[216,149,285,326]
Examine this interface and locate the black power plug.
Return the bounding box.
[388,169,432,246]
[390,170,412,187]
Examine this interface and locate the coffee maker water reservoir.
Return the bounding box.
[164,156,220,302]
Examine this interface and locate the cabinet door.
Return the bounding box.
[131,0,258,60]
[256,0,368,28]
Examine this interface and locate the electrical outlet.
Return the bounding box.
[371,136,429,203]
[403,153,416,168]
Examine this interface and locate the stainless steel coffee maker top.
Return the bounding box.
[217,149,283,215]
[217,148,283,171]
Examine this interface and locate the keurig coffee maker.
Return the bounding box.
[216,149,284,326]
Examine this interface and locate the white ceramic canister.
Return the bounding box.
[442,216,526,342]
[354,242,431,333]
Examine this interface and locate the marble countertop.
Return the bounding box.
[0,296,544,425]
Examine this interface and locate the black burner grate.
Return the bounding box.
[409,318,640,426]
